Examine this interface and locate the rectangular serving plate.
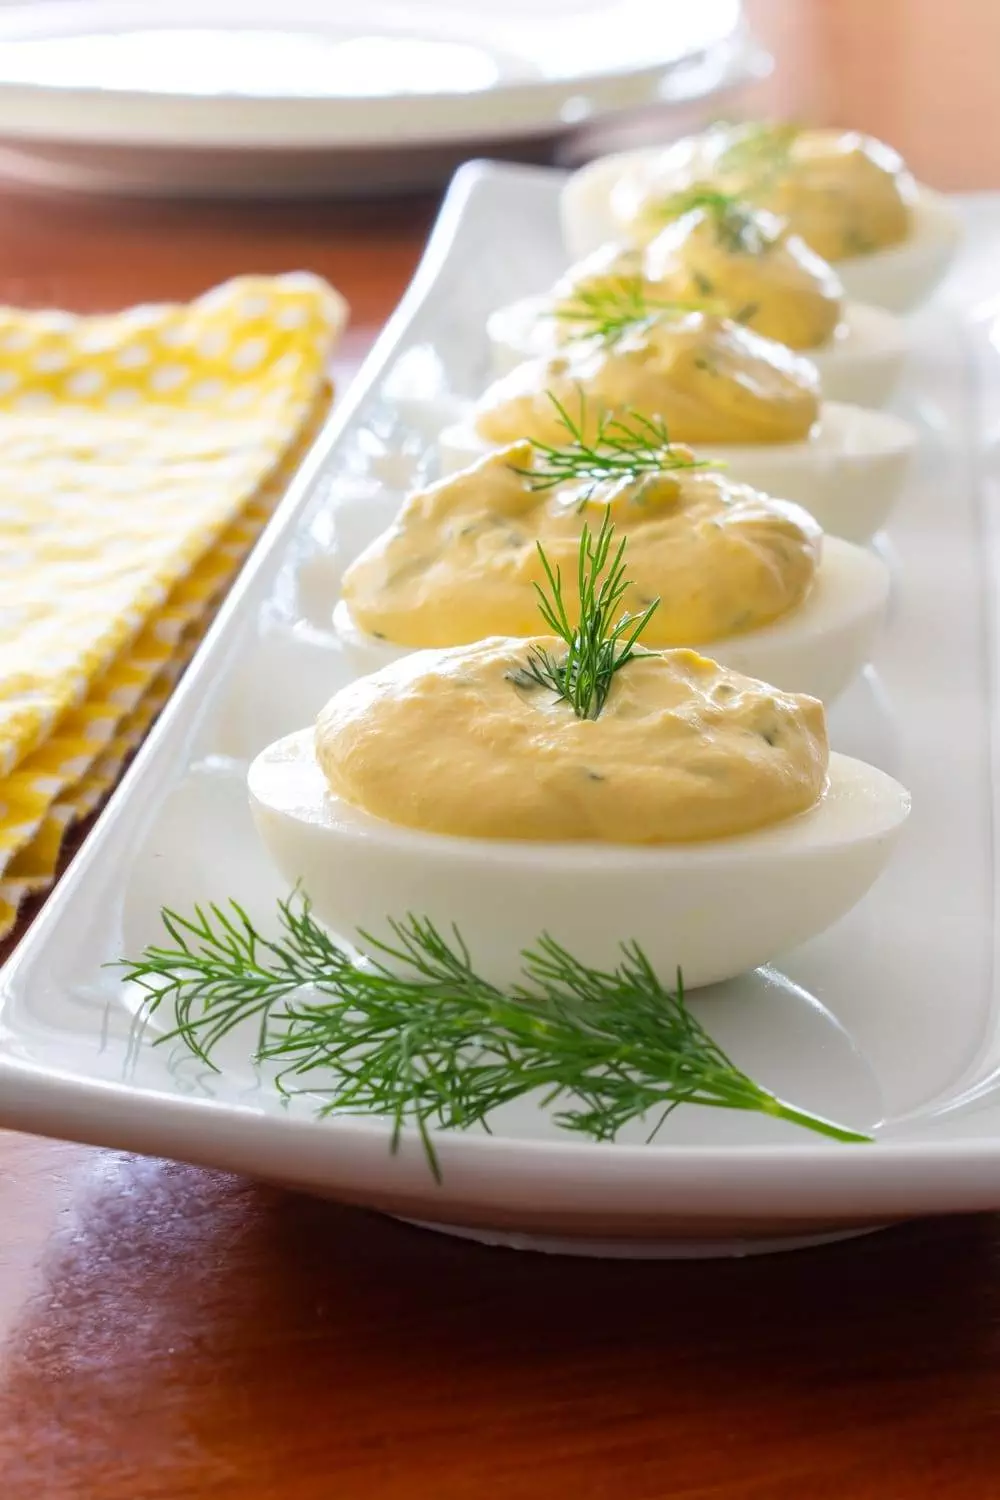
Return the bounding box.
[2,162,1000,1254]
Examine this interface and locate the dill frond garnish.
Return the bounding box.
[510,508,659,720]
[510,391,715,504]
[548,273,713,344]
[716,120,801,179]
[119,892,870,1181]
[648,186,776,255]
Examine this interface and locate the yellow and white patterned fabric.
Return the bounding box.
[0,272,346,938]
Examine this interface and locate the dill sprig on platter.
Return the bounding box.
[508,509,659,720]
[548,273,713,344]
[119,891,870,1180]
[512,391,714,502]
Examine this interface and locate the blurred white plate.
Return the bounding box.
[0,163,998,1260]
[0,0,762,196]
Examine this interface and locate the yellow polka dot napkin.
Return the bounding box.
[0,272,346,938]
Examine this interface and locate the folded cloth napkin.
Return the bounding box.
[0,272,346,938]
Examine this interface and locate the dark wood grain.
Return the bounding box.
[2,1149,1000,1499]
[3,3,1000,1495]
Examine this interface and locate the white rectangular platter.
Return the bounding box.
[2,162,1000,1258]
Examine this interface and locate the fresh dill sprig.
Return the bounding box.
[649,186,775,256]
[548,274,712,344]
[509,509,658,720]
[511,390,715,504]
[714,121,802,210]
[118,891,870,1181]
[507,392,717,715]
[716,120,801,179]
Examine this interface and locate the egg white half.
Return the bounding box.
[249,733,910,991]
[559,147,961,314]
[814,303,908,407]
[486,296,907,408]
[333,537,888,705]
[438,402,916,545]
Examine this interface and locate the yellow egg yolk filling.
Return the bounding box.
[315,643,829,843]
[641,205,844,350]
[623,124,916,264]
[547,206,844,352]
[474,312,821,448]
[342,444,820,649]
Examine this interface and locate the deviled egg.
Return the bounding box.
[488,197,907,408]
[249,645,910,990]
[333,443,889,704]
[561,122,961,313]
[440,312,916,543]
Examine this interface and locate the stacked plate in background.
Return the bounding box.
[0,0,766,196]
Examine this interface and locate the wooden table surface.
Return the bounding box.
[3,4,1000,1495]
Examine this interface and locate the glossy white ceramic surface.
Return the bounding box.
[0,0,759,196]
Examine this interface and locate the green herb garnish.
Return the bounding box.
[119,892,870,1181]
[509,509,658,720]
[511,391,714,504]
[842,227,877,257]
[648,186,775,256]
[716,120,801,180]
[549,274,712,345]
